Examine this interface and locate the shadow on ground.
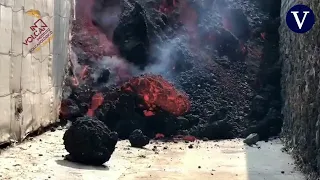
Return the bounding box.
[55,159,109,171]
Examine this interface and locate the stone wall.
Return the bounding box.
[280,0,320,176]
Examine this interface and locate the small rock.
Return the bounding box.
[203,137,209,141]
[152,146,157,151]
[163,146,168,150]
[198,166,201,168]
[129,129,150,148]
[243,133,259,146]
[188,144,194,149]
[138,155,146,158]
[281,171,285,174]
[39,154,43,156]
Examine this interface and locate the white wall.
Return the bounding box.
[0,0,71,144]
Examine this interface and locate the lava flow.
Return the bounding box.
[87,92,104,117]
[121,74,190,116]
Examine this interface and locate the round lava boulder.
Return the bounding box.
[63,116,118,165]
[129,129,150,148]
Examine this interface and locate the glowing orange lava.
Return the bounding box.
[87,92,104,117]
[182,135,196,142]
[159,0,177,14]
[155,133,165,139]
[121,74,190,116]
[260,32,266,40]
[174,135,197,142]
[71,77,79,87]
[80,65,89,80]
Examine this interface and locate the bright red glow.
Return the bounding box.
[155,133,165,139]
[86,92,104,116]
[121,74,191,116]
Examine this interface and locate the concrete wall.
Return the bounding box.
[0,0,71,144]
[280,0,320,175]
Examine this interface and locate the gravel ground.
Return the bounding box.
[0,128,305,180]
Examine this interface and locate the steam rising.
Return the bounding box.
[145,36,186,75]
[71,0,248,86]
[91,0,121,39]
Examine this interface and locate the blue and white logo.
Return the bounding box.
[286,4,315,33]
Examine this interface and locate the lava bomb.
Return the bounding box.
[129,129,150,148]
[63,116,118,165]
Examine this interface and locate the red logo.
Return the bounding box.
[23,19,53,52]
[23,19,52,46]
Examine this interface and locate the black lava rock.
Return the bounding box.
[63,116,118,165]
[112,0,149,69]
[59,99,82,121]
[129,129,150,148]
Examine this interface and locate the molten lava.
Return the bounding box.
[121,74,190,116]
[87,92,104,117]
[80,65,89,80]
[71,77,79,87]
[182,135,196,142]
[159,0,177,14]
[173,135,196,142]
[155,133,165,139]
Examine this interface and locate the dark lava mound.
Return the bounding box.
[63,116,118,165]
[64,0,282,141]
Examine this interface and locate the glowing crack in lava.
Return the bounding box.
[121,74,190,116]
[87,92,104,117]
[159,0,177,13]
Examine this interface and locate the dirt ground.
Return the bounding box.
[0,128,305,180]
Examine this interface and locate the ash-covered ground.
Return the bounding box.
[62,0,281,142]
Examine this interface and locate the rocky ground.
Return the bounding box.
[0,128,304,180]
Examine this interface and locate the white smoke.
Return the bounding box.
[144,36,188,77]
[92,56,140,86]
[91,0,121,39]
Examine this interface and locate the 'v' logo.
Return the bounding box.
[286,5,315,33]
[290,11,310,29]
